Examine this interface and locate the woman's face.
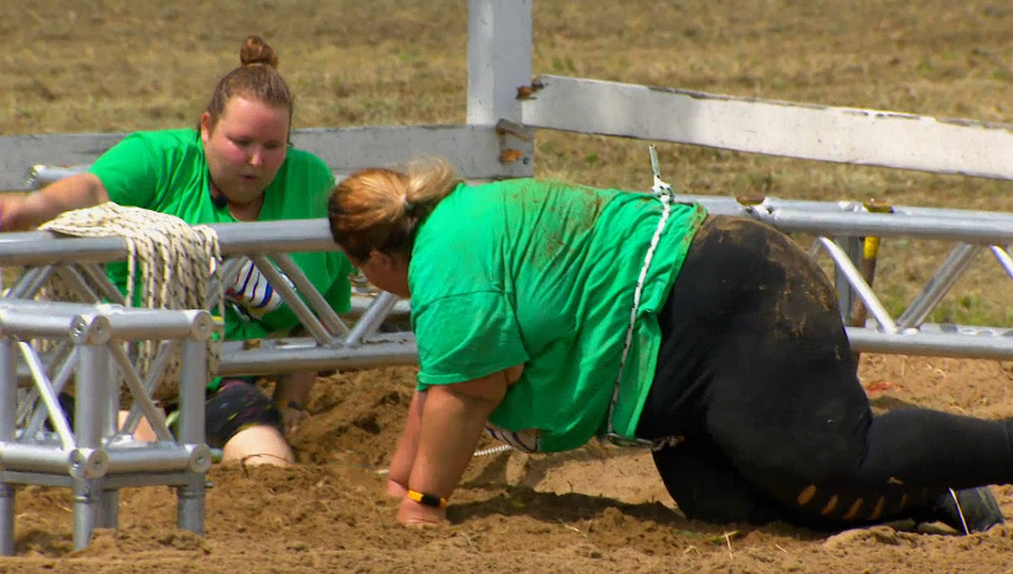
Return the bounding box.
[349,250,411,299]
[201,96,290,206]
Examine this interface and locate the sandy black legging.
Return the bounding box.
[635,214,1013,527]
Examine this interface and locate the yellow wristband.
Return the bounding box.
[406,489,448,509]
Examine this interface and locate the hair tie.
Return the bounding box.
[403,196,415,214]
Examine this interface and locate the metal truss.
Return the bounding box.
[1,195,1013,369]
[692,194,1013,360]
[0,301,213,553]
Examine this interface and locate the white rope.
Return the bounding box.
[600,147,687,451]
[604,193,672,441]
[948,487,970,535]
[373,444,517,476]
[37,202,223,403]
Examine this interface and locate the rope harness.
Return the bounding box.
[488,147,687,454]
[37,202,224,403]
[600,147,685,451]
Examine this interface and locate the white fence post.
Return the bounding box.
[467,0,532,127]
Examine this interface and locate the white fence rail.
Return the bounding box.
[1,123,535,192]
[519,74,1013,180]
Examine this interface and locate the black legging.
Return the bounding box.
[635,214,1013,527]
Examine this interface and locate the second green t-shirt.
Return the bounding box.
[88,128,352,341]
[409,178,706,452]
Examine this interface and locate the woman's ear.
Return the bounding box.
[368,249,392,269]
[199,112,213,144]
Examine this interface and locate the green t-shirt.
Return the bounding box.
[88,128,352,341]
[409,179,706,452]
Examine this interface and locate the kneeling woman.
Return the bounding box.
[326,158,1011,532]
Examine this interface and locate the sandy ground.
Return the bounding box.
[0,356,1012,573]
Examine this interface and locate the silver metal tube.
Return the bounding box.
[99,309,210,341]
[216,337,418,375]
[0,312,91,341]
[75,344,108,450]
[754,208,1013,244]
[0,339,17,443]
[692,196,855,216]
[847,327,1013,360]
[103,351,119,442]
[78,263,127,305]
[1,444,73,473]
[177,337,207,536]
[21,346,77,440]
[345,291,400,348]
[249,255,334,346]
[0,221,338,267]
[104,446,199,474]
[211,220,337,255]
[176,475,205,535]
[13,430,62,445]
[889,204,1013,223]
[818,238,898,332]
[272,253,350,336]
[349,295,411,317]
[896,244,979,330]
[107,344,173,442]
[2,200,1013,268]
[989,246,1013,281]
[53,265,100,303]
[0,299,113,318]
[0,471,70,488]
[41,340,73,382]
[0,303,211,344]
[19,342,75,450]
[118,341,174,437]
[0,338,16,555]
[0,236,126,267]
[0,444,105,475]
[0,484,13,556]
[3,265,54,299]
[831,236,862,323]
[360,296,403,342]
[0,302,211,341]
[72,478,99,551]
[687,194,1013,223]
[177,339,206,447]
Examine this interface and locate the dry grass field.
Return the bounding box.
[3,1,1013,572]
[4,0,1013,323]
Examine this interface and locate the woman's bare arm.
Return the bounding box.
[0,174,109,231]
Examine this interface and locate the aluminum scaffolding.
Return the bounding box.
[0,193,1012,371]
[0,300,214,554]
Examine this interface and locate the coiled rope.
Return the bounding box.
[37,202,224,403]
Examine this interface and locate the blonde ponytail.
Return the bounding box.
[328,157,461,261]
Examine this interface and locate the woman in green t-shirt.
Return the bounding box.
[326,158,1011,534]
[0,36,352,467]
